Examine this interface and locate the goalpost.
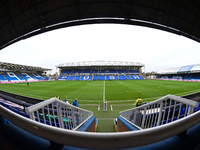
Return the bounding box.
[160,76,168,79]
[172,76,182,80]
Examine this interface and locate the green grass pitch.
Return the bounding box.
[0,80,200,105]
[1,79,200,132]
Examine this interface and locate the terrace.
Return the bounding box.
[1,93,200,149]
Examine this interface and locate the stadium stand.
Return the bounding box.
[0,62,51,82]
[4,72,21,81]
[0,71,49,83]
[93,76,105,80]
[118,75,132,80]
[118,75,126,80]
[158,63,200,81]
[62,69,73,74]
[20,72,36,81]
[29,74,39,80]
[57,76,69,80]
[1,94,200,149]
[191,74,200,80]
[0,74,7,82]
[15,73,25,81]
[128,70,139,74]
[79,76,92,80]
[43,76,50,80]
[32,73,45,80]
[106,76,119,80]
[58,72,144,81]
[106,69,117,74]
[82,69,94,74]
[72,69,83,74]
[118,69,128,74]
[67,76,74,80]
[67,76,80,80]
[57,61,144,81]
[131,75,136,80]
[0,97,94,130]
[126,75,132,80]
[137,75,143,79]
[94,70,105,74]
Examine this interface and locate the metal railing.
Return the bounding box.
[1,94,200,149]
[1,104,200,149]
[120,94,199,129]
[25,98,93,130]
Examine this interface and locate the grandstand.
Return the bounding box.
[157,63,200,81]
[0,62,51,83]
[56,61,144,81]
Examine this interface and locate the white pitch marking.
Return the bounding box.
[103,80,105,102]
[110,105,113,111]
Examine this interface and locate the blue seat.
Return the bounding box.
[180,108,185,115]
[52,122,55,126]
[179,114,184,119]
[194,107,200,112]
[45,120,50,125]
[65,125,72,130]
[159,120,166,125]
[167,118,172,123]
[20,112,30,118]
[46,120,55,126]
[35,118,45,123]
[4,104,9,108]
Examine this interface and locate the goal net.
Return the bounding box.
[160,76,168,79]
[172,76,182,80]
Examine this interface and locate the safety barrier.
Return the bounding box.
[119,94,199,129]
[1,95,200,149]
[25,98,93,130]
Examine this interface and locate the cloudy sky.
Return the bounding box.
[0,24,200,74]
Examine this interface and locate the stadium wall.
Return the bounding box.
[77,116,96,132]
[0,79,49,84]
[157,78,200,82]
[117,116,139,132]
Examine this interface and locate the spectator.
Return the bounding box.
[72,98,79,107]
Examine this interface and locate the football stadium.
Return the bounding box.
[1,1,200,150]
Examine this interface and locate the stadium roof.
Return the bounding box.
[157,63,200,74]
[0,1,200,51]
[191,64,200,73]
[57,61,144,68]
[157,67,180,74]
[0,62,52,72]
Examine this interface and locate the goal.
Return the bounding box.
[172,76,182,80]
